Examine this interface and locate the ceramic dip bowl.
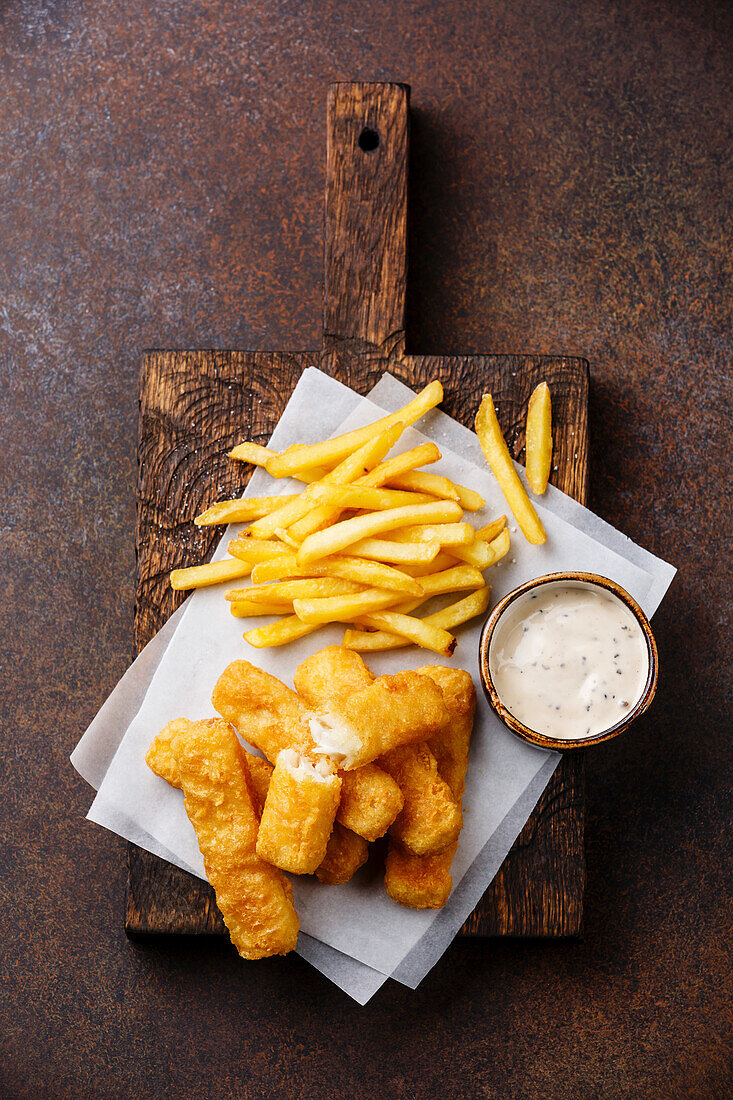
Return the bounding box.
[479,571,658,751]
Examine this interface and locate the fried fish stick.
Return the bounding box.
[315,822,370,885]
[295,646,456,851]
[296,646,449,768]
[256,750,342,875]
[212,659,402,841]
[380,742,462,857]
[336,763,404,841]
[174,719,299,958]
[145,717,193,786]
[212,661,316,760]
[385,667,476,910]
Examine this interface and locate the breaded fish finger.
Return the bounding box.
[336,764,404,841]
[256,750,342,875]
[216,656,403,840]
[380,742,462,857]
[212,661,316,759]
[385,667,476,909]
[175,718,299,958]
[296,646,456,850]
[315,822,369,885]
[295,646,450,768]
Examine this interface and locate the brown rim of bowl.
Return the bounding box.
[479,571,659,751]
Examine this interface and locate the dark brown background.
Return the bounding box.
[1,2,730,1098]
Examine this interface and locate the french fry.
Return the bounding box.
[451,527,510,569]
[273,527,300,548]
[297,500,463,564]
[293,588,405,625]
[170,557,253,591]
[230,601,294,617]
[357,443,441,488]
[308,484,433,511]
[250,425,403,540]
[343,586,492,652]
[226,441,277,466]
[194,495,298,526]
[227,578,363,604]
[228,537,290,564]
[251,554,424,596]
[243,615,320,648]
[354,610,456,656]
[400,552,457,577]
[348,538,441,565]
[416,563,485,597]
[475,394,546,545]
[386,522,475,547]
[525,381,552,495]
[475,516,506,542]
[265,381,444,479]
[388,470,459,502]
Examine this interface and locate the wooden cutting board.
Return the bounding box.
[127,82,588,940]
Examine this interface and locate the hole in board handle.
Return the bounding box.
[358,128,380,152]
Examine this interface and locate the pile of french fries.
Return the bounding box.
[170,378,553,656]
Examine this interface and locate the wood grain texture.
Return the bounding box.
[127,83,589,940]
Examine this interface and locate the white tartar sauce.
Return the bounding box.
[489,581,649,740]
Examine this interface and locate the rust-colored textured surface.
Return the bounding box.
[1,2,730,1098]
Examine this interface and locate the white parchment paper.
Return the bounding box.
[72,368,675,1004]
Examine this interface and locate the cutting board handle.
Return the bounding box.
[324,82,409,351]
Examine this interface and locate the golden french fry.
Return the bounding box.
[227,441,278,466]
[417,563,485,596]
[286,424,405,541]
[230,601,293,617]
[227,578,362,604]
[169,557,252,591]
[228,537,291,564]
[386,522,475,547]
[308,484,433,511]
[486,527,510,563]
[450,527,509,569]
[356,611,456,656]
[388,472,484,510]
[255,750,342,875]
[475,394,546,544]
[402,552,457,577]
[388,470,459,502]
[357,443,441,488]
[243,615,320,648]
[293,588,404,625]
[194,495,298,526]
[344,586,492,652]
[265,380,443,478]
[525,381,553,495]
[348,538,441,564]
[251,554,423,596]
[475,516,506,542]
[297,500,463,565]
[250,425,403,540]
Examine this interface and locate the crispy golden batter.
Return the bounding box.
[212,660,315,760]
[315,822,370,885]
[296,647,456,850]
[294,645,374,702]
[174,719,299,958]
[420,665,476,803]
[244,754,274,817]
[145,718,193,787]
[256,751,342,875]
[385,667,476,909]
[336,764,404,841]
[380,742,462,856]
[295,645,450,768]
[216,652,403,840]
